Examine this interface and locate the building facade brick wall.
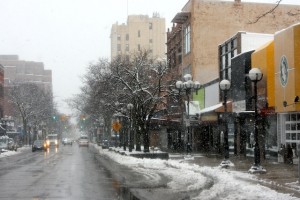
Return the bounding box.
[179,0,300,85]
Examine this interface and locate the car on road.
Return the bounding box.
[78,135,89,147]
[32,140,46,152]
[45,134,59,148]
[101,139,111,149]
[62,138,73,145]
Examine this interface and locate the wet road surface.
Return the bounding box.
[0,144,119,200]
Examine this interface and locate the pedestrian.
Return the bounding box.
[293,145,298,158]
[278,144,286,163]
[186,142,192,154]
[173,140,177,150]
[286,144,293,164]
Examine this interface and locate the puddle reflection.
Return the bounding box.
[43,147,59,158]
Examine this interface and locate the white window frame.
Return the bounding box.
[184,25,191,54]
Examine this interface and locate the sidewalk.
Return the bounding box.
[171,153,300,197]
[98,144,300,198]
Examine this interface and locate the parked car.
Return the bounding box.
[32,140,46,152]
[101,139,110,149]
[0,136,18,152]
[78,135,89,147]
[7,138,18,151]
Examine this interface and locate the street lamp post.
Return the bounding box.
[248,68,266,174]
[114,102,127,150]
[127,103,134,152]
[120,108,127,151]
[219,79,231,168]
[175,74,201,155]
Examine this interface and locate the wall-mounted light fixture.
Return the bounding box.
[283,96,299,107]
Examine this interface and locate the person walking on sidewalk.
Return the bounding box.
[278,144,286,163]
[186,142,192,154]
[286,144,293,164]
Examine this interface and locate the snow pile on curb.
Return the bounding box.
[97,146,299,200]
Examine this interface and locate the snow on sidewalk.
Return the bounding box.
[95,144,300,200]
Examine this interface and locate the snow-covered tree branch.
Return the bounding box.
[7,83,53,144]
[73,51,175,152]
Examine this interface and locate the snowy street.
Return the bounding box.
[1,144,300,200]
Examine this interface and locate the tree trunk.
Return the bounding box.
[23,120,27,145]
[135,129,141,151]
[104,117,111,140]
[143,130,150,152]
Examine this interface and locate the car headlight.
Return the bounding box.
[55,140,58,145]
[46,140,50,145]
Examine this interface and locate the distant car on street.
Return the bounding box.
[32,140,46,152]
[62,138,73,145]
[45,134,59,148]
[78,135,89,147]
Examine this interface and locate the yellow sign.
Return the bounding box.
[274,24,300,112]
[112,122,122,132]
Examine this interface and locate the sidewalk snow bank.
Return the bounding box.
[97,145,299,200]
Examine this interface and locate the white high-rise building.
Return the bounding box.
[111,14,166,60]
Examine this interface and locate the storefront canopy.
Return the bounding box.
[198,101,232,115]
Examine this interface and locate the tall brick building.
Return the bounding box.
[0,55,52,93]
[165,0,300,152]
[0,55,52,116]
[170,0,300,86]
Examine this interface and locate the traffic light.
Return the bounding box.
[80,114,86,121]
[52,115,57,120]
[60,114,67,121]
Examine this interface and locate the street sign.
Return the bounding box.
[112,122,122,132]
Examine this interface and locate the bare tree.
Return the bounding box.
[68,58,116,140]
[71,51,173,152]
[249,0,300,24]
[109,51,171,152]
[7,83,53,144]
[249,0,283,23]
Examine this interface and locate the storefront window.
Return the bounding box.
[291,123,296,130]
[286,123,290,130]
[292,133,296,140]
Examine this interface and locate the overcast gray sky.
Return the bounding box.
[0,0,297,115]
